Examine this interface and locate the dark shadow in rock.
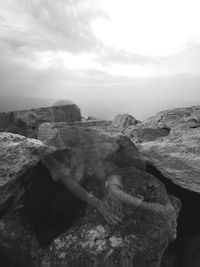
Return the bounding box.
[129,126,171,143]
[0,254,26,267]
[189,124,200,129]
[146,164,200,267]
[24,161,86,246]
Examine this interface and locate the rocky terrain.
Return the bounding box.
[124,105,200,266]
[112,113,140,133]
[0,104,81,138]
[0,104,200,266]
[124,105,200,193]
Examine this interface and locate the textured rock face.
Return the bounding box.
[80,119,121,133]
[0,131,179,266]
[126,106,200,193]
[0,133,47,213]
[72,119,119,133]
[124,124,170,143]
[142,105,200,129]
[0,104,81,138]
[112,114,139,132]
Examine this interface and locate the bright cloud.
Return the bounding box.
[30,51,102,70]
[93,0,200,56]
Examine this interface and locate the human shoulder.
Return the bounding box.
[41,152,71,182]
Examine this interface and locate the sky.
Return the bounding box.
[0,0,200,120]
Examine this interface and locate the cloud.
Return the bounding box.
[2,0,200,78]
[162,41,200,75]
[0,0,110,99]
[0,0,106,54]
[95,46,160,66]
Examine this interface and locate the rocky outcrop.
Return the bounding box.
[0,131,179,266]
[0,104,81,138]
[141,105,200,129]
[112,114,139,132]
[38,120,120,139]
[139,127,200,193]
[0,133,47,214]
[124,105,200,193]
[72,119,119,133]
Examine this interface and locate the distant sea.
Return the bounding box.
[0,97,54,113]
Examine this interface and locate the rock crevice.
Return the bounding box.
[146,164,200,267]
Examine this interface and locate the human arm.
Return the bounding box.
[92,161,124,218]
[107,174,174,214]
[50,160,121,225]
[141,200,174,214]
[54,166,99,207]
[60,171,122,225]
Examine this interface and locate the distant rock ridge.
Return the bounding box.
[0,104,81,138]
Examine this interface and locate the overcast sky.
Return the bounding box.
[0,0,200,120]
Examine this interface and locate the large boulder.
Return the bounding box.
[0,131,179,266]
[125,106,200,193]
[0,133,47,214]
[0,104,81,138]
[112,114,139,133]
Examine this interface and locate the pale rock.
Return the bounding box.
[112,114,139,132]
[126,106,200,192]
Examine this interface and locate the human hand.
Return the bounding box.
[96,199,122,225]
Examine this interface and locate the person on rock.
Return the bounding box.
[25,128,174,246]
[26,136,123,245]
